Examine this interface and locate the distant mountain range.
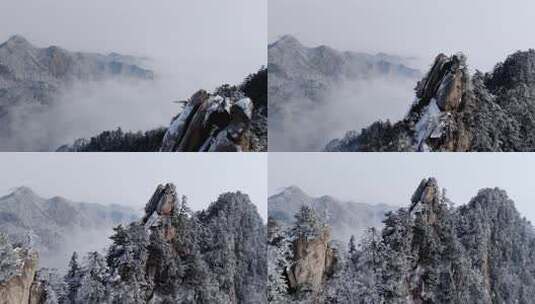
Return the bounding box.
[0,35,154,151]
[268,35,421,151]
[0,34,153,110]
[268,185,396,242]
[0,186,138,267]
[0,35,268,152]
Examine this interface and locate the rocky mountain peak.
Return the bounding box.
[279,185,308,198]
[270,34,303,49]
[4,186,43,204]
[409,177,444,227]
[9,186,36,197]
[142,183,177,224]
[410,177,440,206]
[414,52,468,112]
[3,35,32,48]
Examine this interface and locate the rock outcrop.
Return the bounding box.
[286,228,336,292]
[58,67,267,152]
[268,205,339,303]
[159,90,256,152]
[142,183,177,242]
[0,246,38,304]
[328,49,535,152]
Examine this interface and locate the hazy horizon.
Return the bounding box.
[269,0,535,72]
[0,153,268,219]
[269,153,535,223]
[0,0,266,150]
[2,0,266,91]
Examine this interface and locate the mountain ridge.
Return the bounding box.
[0,186,138,268]
[268,35,421,151]
[269,185,396,242]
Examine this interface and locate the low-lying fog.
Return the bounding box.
[269,76,417,151]
[0,0,266,151]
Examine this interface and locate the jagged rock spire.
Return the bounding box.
[409,177,442,215]
[410,178,439,205]
[142,183,177,224]
[415,53,468,112]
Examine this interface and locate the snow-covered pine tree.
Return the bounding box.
[290,205,326,241]
[0,232,18,282]
[64,252,82,304]
[74,252,109,304]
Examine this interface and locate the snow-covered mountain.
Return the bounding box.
[269,178,535,303]
[0,183,267,304]
[0,186,138,267]
[0,35,154,151]
[269,186,395,242]
[327,50,535,152]
[268,35,421,151]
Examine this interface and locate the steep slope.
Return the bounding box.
[268,35,421,151]
[24,183,267,304]
[0,187,138,267]
[57,67,267,152]
[269,186,395,242]
[327,50,535,151]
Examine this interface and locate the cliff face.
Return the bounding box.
[327,49,535,152]
[159,90,256,152]
[268,205,339,303]
[287,229,336,292]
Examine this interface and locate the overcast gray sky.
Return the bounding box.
[1,0,266,96]
[270,0,535,72]
[269,153,535,223]
[0,153,267,220]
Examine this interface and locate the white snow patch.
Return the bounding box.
[203,95,226,125]
[235,97,253,119]
[414,98,442,151]
[144,212,160,235]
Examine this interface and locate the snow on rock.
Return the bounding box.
[159,89,256,152]
[413,99,442,151]
[327,53,471,152]
[235,97,253,120]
